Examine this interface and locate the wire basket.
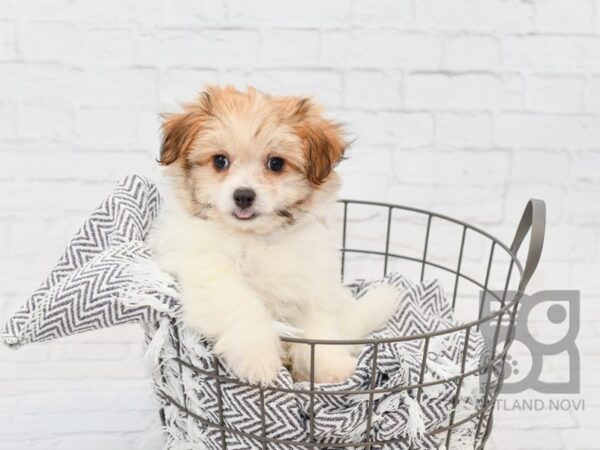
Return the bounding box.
[154,198,546,450]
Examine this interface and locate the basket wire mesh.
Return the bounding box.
[157,198,546,449]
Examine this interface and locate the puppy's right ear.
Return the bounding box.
[158,112,199,165]
[158,91,213,166]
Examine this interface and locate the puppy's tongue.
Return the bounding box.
[235,209,254,219]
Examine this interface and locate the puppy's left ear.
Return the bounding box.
[293,99,347,185]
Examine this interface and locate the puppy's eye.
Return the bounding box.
[213,154,230,171]
[267,157,285,172]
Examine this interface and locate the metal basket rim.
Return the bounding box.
[337,199,523,274]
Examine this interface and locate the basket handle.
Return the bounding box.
[510,199,546,292]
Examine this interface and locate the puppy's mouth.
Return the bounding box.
[233,209,258,221]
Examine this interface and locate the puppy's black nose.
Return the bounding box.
[233,188,256,209]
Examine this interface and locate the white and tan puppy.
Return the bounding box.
[149,86,397,385]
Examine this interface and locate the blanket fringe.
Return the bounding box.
[404,393,426,444]
[144,317,172,373]
[119,254,180,314]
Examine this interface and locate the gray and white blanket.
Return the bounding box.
[1,175,495,450]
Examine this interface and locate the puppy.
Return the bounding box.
[149,86,397,385]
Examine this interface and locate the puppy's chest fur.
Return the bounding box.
[150,211,339,323]
[231,223,340,321]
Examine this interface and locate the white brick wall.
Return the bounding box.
[0,1,598,449]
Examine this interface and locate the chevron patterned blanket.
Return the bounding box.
[1,175,493,450]
[151,274,491,450]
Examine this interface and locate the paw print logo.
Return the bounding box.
[480,290,580,394]
[504,355,519,379]
[498,340,532,387]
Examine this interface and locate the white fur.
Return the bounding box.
[148,197,398,385]
[149,86,398,385]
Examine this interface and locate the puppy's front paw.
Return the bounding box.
[291,346,357,384]
[314,353,357,384]
[214,326,283,386]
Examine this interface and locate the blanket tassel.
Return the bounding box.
[405,393,426,444]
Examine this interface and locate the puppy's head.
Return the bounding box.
[159,85,347,234]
